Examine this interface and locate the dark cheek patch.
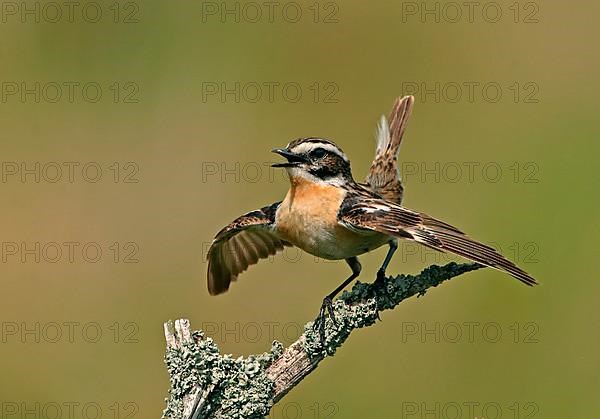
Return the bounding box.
[309,165,337,179]
[308,155,352,180]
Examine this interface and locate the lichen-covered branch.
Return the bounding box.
[162,262,483,419]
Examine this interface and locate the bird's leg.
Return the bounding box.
[313,257,362,344]
[373,240,398,320]
[376,239,398,285]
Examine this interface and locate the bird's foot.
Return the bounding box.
[374,269,390,320]
[376,268,387,285]
[313,296,337,346]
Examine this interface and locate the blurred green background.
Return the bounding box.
[0,0,598,418]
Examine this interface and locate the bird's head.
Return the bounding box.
[271,138,354,186]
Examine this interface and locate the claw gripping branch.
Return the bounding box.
[163,262,483,419]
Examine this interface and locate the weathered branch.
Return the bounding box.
[162,262,483,418]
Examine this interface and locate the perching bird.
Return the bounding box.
[206,97,537,336]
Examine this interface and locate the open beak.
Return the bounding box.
[271,148,308,167]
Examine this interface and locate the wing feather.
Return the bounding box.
[339,198,537,286]
[227,236,246,273]
[207,202,291,295]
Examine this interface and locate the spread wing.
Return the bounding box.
[365,95,415,204]
[339,198,537,286]
[207,202,291,295]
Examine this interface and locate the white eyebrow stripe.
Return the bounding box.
[291,141,349,162]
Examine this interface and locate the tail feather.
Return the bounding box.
[386,94,414,158]
[366,95,415,204]
[372,95,415,164]
[375,115,392,156]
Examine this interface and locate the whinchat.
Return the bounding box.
[206,96,537,337]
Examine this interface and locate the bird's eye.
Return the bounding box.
[311,148,327,159]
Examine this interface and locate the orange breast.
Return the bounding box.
[276,177,344,243]
[275,176,387,259]
[276,178,345,240]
